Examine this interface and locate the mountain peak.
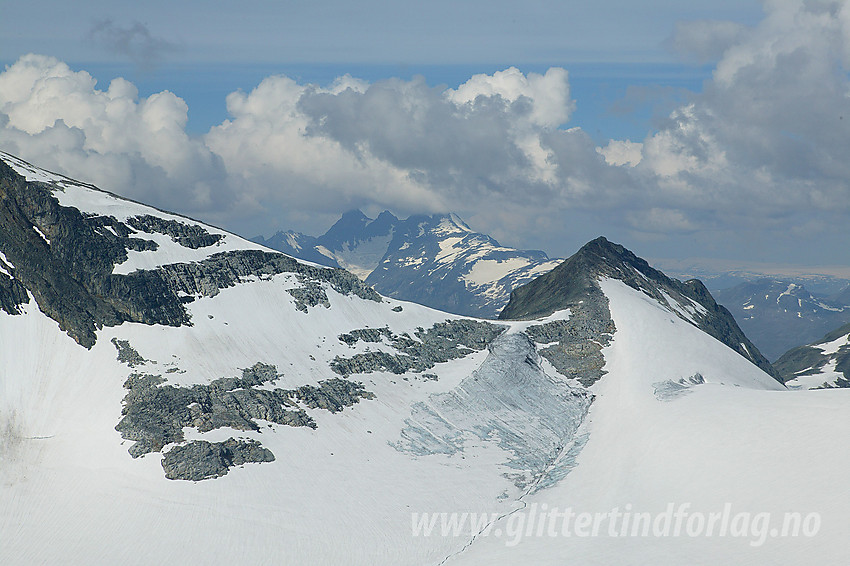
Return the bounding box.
[340,209,369,220]
[499,236,654,321]
[500,236,781,382]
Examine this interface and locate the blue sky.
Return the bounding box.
[2,1,850,271]
[2,0,760,138]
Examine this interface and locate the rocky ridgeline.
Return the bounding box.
[500,236,781,383]
[0,159,380,348]
[114,359,374,480]
[331,320,506,376]
[126,215,224,249]
[158,249,381,310]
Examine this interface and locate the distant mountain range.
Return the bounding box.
[713,279,850,361]
[253,210,562,318]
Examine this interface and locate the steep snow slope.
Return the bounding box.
[449,280,847,565]
[0,153,581,564]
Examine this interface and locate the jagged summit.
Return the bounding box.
[322,209,399,247]
[500,236,781,382]
[254,209,563,318]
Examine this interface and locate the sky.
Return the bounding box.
[1,0,849,272]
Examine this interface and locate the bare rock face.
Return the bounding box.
[0,161,188,347]
[0,159,379,348]
[331,319,507,377]
[525,304,615,387]
[126,215,223,249]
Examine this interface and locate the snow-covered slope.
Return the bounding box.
[367,213,562,319]
[0,152,569,563]
[446,280,847,566]
[255,209,562,319]
[774,322,850,389]
[1,152,845,565]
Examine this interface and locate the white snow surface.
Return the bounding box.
[328,233,395,280]
[815,333,849,356]
[2,154,847,564]
[0,270,515,565]
[5,268,844,565]
[449,280,849,565]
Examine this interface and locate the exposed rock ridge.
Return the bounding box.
[331,319,506,376]
[500,236,781,383]
[125,215,224,249]
[0,159,379,348]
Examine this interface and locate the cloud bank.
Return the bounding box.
[1,0,850,262]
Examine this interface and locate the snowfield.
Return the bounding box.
[450,280,848,565]
[1,152,848,565]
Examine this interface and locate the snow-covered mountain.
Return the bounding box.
[500,236,781,381]
[774,322,850,389]
[254,210,562,318]
[713,279,850,361]
[253,209,399,279]
[2,152,848,565]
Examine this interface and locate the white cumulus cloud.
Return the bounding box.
[0,54,228,217]
[4,0,850,266]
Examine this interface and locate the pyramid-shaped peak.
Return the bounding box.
[322,209,371,240]
[498,236,637,321]
[338,209,370,223]
[499,235,780,381]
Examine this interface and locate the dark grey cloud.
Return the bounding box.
[297,77,537,193]
[86,19,180,69]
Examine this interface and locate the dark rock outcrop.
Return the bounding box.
[162,438,275,481]
[0,158,380,348]
[158,249,381,306]
[126,215,223,249]
[525,307,615,387]
[0,160,188,347]
[115,362,372,462]
[331,320,506,376]
[111,337,150,367]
